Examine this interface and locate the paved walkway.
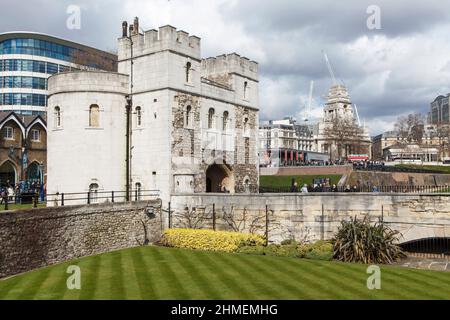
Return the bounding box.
[396,257,450,272]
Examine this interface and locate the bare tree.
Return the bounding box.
[323,116,366,160]
[173,206,209,229]
[394,113,425,144]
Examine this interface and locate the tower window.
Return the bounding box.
[186,105,192,127]
[223,111,229,131]
[186,62,192,83]
[136,106,142,127]
[54,106,61,128]
[244,81,248,99]
[208,108,215,129]
[89,104,100,127]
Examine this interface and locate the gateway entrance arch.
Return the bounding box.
[205,164,234,193]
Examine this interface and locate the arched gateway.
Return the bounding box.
[205,164,234,193]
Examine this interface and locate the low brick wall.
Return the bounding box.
[260,165,353,176]
[0,200,163,278]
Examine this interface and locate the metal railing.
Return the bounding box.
[259,185,450,194]
[1,189,160,210]
[354,164,448,174]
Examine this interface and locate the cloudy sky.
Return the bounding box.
[2,0,450,135]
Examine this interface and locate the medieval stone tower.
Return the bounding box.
[117,19,260,200]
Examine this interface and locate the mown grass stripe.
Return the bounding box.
[217,253,300,299]
[107,251,126,300]
[167,247,224,300]
[15,267,52,300]
[77,254,101,300]
[251,256,339,300]
[380,268,450,299]
[295,259,379,300]
[148,247,192,299]
[0,273,28,299]
[129,247,158,300]
[29,264,71,300]
[189,250,255,300]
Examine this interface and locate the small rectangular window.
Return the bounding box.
[4,127,14,140]
[31,129,40,141]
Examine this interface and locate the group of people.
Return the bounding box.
[0,180,46,204]
[289,181,380,193]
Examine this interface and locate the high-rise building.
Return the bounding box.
[429,94,450,124]
[0,32,117,116]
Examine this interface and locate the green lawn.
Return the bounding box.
[0,203,46,211]
[260,175,342,188]
[395,164,450,174]
[1,246,449,300]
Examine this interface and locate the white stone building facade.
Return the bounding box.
[47,21,259,202]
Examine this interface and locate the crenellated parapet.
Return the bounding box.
[202,53,259,82]
[118,23,201,61]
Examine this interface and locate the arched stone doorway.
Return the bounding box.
[205,164,234,193]
[0,161,17,187]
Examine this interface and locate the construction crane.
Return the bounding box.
[323,51,337,85]
[303,80,314,122]
[353,104,362,127]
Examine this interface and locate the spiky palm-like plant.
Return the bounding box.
[333,217,406,264]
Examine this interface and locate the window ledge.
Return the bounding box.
[85,127,104,130]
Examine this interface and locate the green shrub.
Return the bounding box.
[235,241,333,261]
[161,229,265,253]
[236,245,265,256]
[333,217,406,264]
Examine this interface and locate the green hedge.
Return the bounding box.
[236,240,333,261]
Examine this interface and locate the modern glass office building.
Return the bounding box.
[0,32,117,115]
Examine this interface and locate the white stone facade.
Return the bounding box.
[47,22,259,203]
[47,71,129,199]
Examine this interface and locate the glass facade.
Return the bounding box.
[0,93,47,106]
[0,76,47,90]
[0,34,118,113]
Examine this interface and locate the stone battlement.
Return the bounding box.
[118,24,201,61]
[202,53,258,81]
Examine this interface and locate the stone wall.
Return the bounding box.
[260,165,353,176]
[0,200,163,278]
[170,194,450,244]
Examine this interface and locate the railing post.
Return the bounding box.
[321,204,325,241]
[87,192,90,205]
[265,205,269,246]
[111,191,115,203]
[4,196,8,211]
[33,193,38,208]
[212,203,216,231]
[381,205,384,223]
[135,189,138,202]
[61,193,65,207]
[168,202,172,229]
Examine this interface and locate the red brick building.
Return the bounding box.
[0,112,46,187]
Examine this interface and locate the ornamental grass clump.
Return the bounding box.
[333,217,406,264]
[161,228,265,253]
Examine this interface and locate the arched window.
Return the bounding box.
[54,106,61,128]
[186,105,192,127]
[244,81,248,99]
[136,106,142,127]
[208,108,215,129]
[89,183,99,204]
[243,116,250,136]
[89,104,100,127]
[186,62,192,83]
[135,182,142,201]
[223,111,229,131]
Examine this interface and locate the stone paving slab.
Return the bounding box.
[396,257,450,272]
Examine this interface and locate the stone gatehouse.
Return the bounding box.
[47,18,259,202]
